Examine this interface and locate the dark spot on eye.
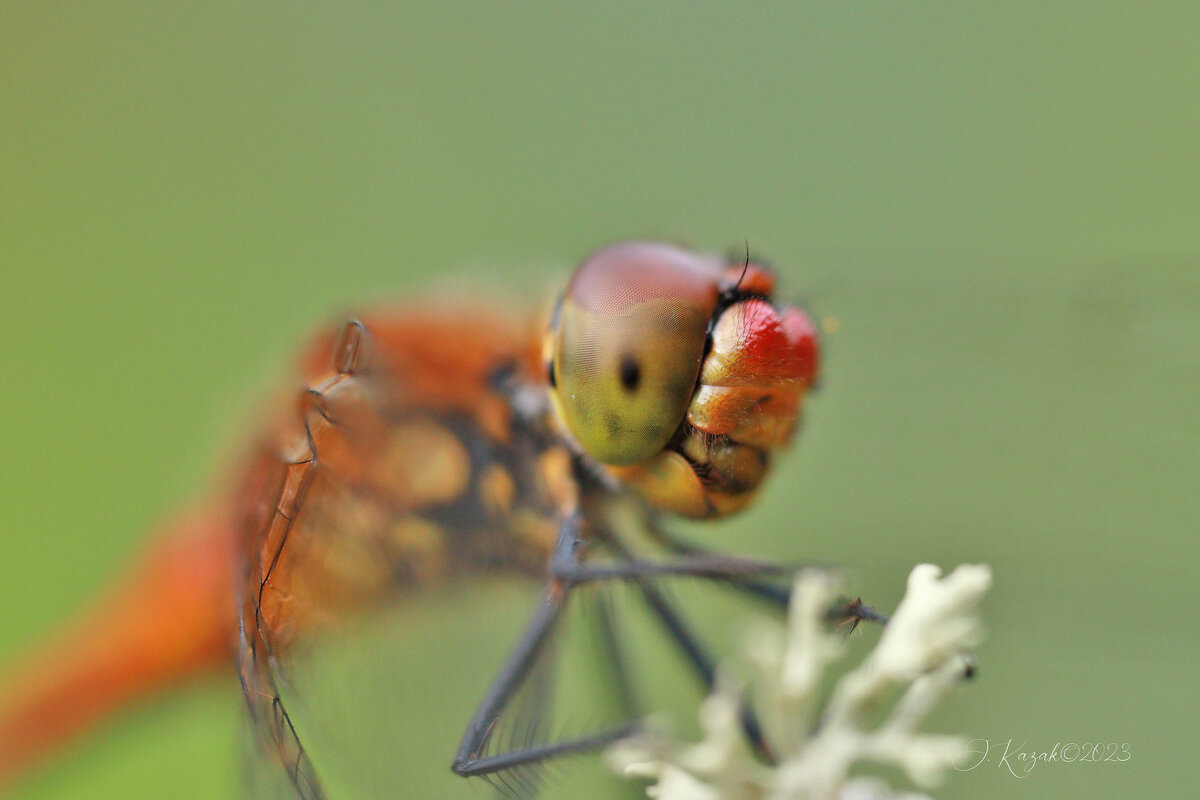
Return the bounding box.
[603,411,621,439]
[546,360,557,388]
[619,354,641,392]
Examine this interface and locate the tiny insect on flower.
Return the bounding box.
[607,564,992,800]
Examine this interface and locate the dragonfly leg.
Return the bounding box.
[597,535,774,760]
[541,541,796,761]
[645,524,802,608]
[452,514,639,778]
[646,525,888,626]
[453,518,881,779]
[587,536,885,760]
[591,587,641,720]
[639,577,778,760]
[548,553,790,585]
[451,584,641,778]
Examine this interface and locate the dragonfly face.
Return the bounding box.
[548,241,820,517]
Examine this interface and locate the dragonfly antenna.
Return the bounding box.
[735,239,751,292]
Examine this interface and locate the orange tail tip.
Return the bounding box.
[0,507,237,788]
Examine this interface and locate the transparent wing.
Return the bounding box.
[229,319,643,798]
[230,317,558,798]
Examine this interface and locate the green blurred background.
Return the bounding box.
[1,2,1196,798]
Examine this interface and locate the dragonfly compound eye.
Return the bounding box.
[550,242,722,466]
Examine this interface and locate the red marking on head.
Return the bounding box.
[779,306,820,386]
[728,300,819,387]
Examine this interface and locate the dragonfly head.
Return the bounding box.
[546,242,819,518]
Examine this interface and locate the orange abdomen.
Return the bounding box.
[0,508,237,788]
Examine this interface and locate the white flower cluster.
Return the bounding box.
[608,564,993,800]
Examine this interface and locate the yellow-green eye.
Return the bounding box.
[550,242,721,465]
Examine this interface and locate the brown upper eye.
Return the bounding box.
[549,242,724,466]
[619,355,641,392]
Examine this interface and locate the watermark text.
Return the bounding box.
[954,739,1130,777]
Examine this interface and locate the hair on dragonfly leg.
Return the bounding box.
[456,516,654,779]
[453,583,568,776]
[487,609,561,798]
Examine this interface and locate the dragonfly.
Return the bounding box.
[0,241,834,798]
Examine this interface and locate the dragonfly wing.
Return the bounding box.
[231,315,558,797]
[230,313,664,798]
